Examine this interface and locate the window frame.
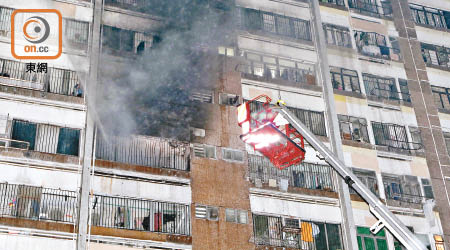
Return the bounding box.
[337,114,370,143]
[363,74,399,101]
[409,3,450,29]
[323,24,352,48]
[431,85,450,110]
[330,66,360,93]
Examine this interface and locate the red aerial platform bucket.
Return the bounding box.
[237,95,306,170]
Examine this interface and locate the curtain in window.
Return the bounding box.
[11,120,37,150]
[57,127,80,156]
[35,124,59,154]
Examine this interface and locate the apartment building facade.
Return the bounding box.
[0,0,448,249]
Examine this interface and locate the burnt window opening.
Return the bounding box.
[410,3,450,30]
[323,24,352,48]
[363,74,399,101]
[431,85,450,110]
[337,115,369,143]
[421,43,450,69]
[238,8,312,41]
[350,168,378,196]
[219,93,240,106]
[102,25,152,54]
[330,66,360,93]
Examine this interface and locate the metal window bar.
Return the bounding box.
[246,101,327,137]
[349,169,379,196]
[240,8,312,41]
[355,31,401,60]
[348,0,393,17]
[237,63,316,86]
[0,58,82,97]
[252,214,343,250]
[432,86,450,110]
[319,0,345,6]
[363,74,399,100]
[95,133,190,171]
[337,115,370,143]
[330,66,360,93]
[371,122,422,154]
[0,182,77,224]
[63,19,89,50]
[248,154,336,192]
[91,194,190,235]
[382,177,425,205]
[421,43,450,68]
[410,3,449,29]
[0,6,13,36]
[323,24,352,48]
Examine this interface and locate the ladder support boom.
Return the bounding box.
[275,105,427,250]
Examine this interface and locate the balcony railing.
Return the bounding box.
[91,194,191,236]
[348,0,393,17]
[0,138,30,150]
[248,155,336,192]
[0,58,83,97]
[95,133,190,171]
[0,183,77,224]
[237,64,316,86]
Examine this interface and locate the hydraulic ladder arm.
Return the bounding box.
[274,104,427,250]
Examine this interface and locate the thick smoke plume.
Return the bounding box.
[96,0,234,140]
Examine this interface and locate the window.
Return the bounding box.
[389,37,402,61]
[193,144,216,159]
[357,227,388,250]
[355,31,396,60]
[372,122,410,153]
[225,208,248,224]
[323,24,352,48]
[444,132,450,155]
[363,74,398,101]
[102,25,151,54]
[398,79,411,103]
[0,6,13,36]
[382,174,422,205]
[421,43,450,68]
[248,154,335,191]
[319,0,345,7]
[348,0,392,17]
[408,127,423,151]
[253,214,343,250]
[338,115,369,143]
[10,120,80,156]
[219,93,240,106]
[222,148,244,162]
[431,86,450,110]
[330,67,360,93]
[195,205,218,221]
[421,178,434,199]
[351,168,378,196]
[240,51,316,85]
[63,19,89,49]
[218,46,235,57]
[410,4,450,29]
[239,8,311,41]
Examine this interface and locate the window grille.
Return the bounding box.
[0,6,13,37]
[372,122,417,154]
[355,31,400,60]
[330,66,360,93]
[238,8,312,41]
[410,3,450,29]
[189,91,213,103]
[348,0,393,17]
[350,168,378,196]
[323,24,352,48]
[337,115,369,143]
[363,74,399,101]
[63,18,89,50]
[421,43,450,69]
[319,0,345,7]
[382,174,424,205]
[431,85,450,110]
